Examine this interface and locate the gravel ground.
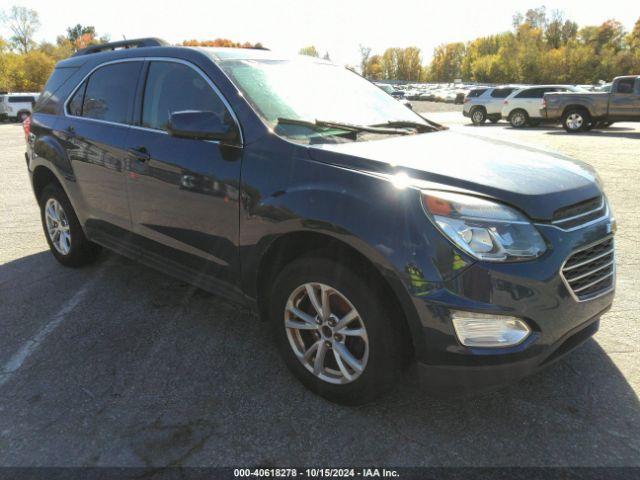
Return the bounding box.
[0,111,638,467]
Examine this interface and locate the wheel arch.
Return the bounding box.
[32,165,64,202]
[254,230,419,359]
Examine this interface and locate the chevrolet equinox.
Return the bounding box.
[26,38,616,404]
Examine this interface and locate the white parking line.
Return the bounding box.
[0,276,99,388]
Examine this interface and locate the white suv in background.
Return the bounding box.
[501,85,584,128]
[463,86,520,125]
[0,93,39,122]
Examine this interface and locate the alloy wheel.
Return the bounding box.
[566,113,584,130]
[472,110,484,124]
[45,198,71,255]
[284,282,369,384]
[511,112,526,127]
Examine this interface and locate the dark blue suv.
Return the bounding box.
[26,39,616,404]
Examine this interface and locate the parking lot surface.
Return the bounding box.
[1,107,639,467]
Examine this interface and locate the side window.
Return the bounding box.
[515,89,532,99]
[82,62,142,124]
[141,61,229,131]
[67,82,86,116]
[491,88,512,98]
[616,78,635,94]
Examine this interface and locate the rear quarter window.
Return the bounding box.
[35,67,79,114]
[467,88,487,98]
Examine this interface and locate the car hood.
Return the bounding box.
[307,130,601,220]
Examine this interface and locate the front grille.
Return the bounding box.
[561,237,615,301]
[552,196,607,230]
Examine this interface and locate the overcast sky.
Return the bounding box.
[0,0,637,65]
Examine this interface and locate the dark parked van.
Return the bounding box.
[26,39,616,404]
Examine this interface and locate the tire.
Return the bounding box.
[269,257,408,405]
[39,184,101,267]
[17,111,29,123]
[470,107,487,125]
[562,108,590,133]
[508,109,529,128]
[489,118,499,124]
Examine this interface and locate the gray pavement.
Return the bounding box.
[0,110,638,467]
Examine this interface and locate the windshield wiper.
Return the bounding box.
[277,118,415,135]
[372,118,447,133]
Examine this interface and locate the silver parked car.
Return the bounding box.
[463,86,518,125]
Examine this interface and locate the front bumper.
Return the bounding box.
[408,216,615,393]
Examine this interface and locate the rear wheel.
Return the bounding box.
[508,109,528,128]
[562,108,590,133]
[269,257,407,405]
[39,184,101,267]
[17,111,29,123]
[470,107,487,125]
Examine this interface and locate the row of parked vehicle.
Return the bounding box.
[462,76,640,132]
[375,82,470,104]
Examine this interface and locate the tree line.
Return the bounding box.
[358,7,640,83]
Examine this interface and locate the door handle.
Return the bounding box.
[128,146,150,162]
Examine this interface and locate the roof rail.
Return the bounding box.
[72,37,170,57]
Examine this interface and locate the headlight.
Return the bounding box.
[421,190,546,262]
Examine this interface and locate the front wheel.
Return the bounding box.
[269,257,408,405]
[39,184,101,267]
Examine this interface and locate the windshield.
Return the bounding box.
[219,58,427,142]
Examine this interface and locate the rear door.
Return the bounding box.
[608,77,640,120]
[56,60,143,238]
[125,59,243,291]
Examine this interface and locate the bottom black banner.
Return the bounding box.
[0,468,638,480]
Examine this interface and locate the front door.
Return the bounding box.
[126,60,243,291]
[608,77,640,120]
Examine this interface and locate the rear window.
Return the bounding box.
[467,88,487,98]
[515,88,549,99]
[8,96,36,103]
[491,88,513,98]
[35,67,79,114]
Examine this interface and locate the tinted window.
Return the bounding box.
[491,88,513,98]
[82,62,142,124]
[467,88,487,98]
[142,61,228,131]
[67,81,86,116]
[8,96,35,103]
[616,78,636,94]
[35,66,79,114]
[515,88,548,99]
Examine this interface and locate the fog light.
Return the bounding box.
[451,311,530,348]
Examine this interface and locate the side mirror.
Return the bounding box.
[167,110,240,144]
